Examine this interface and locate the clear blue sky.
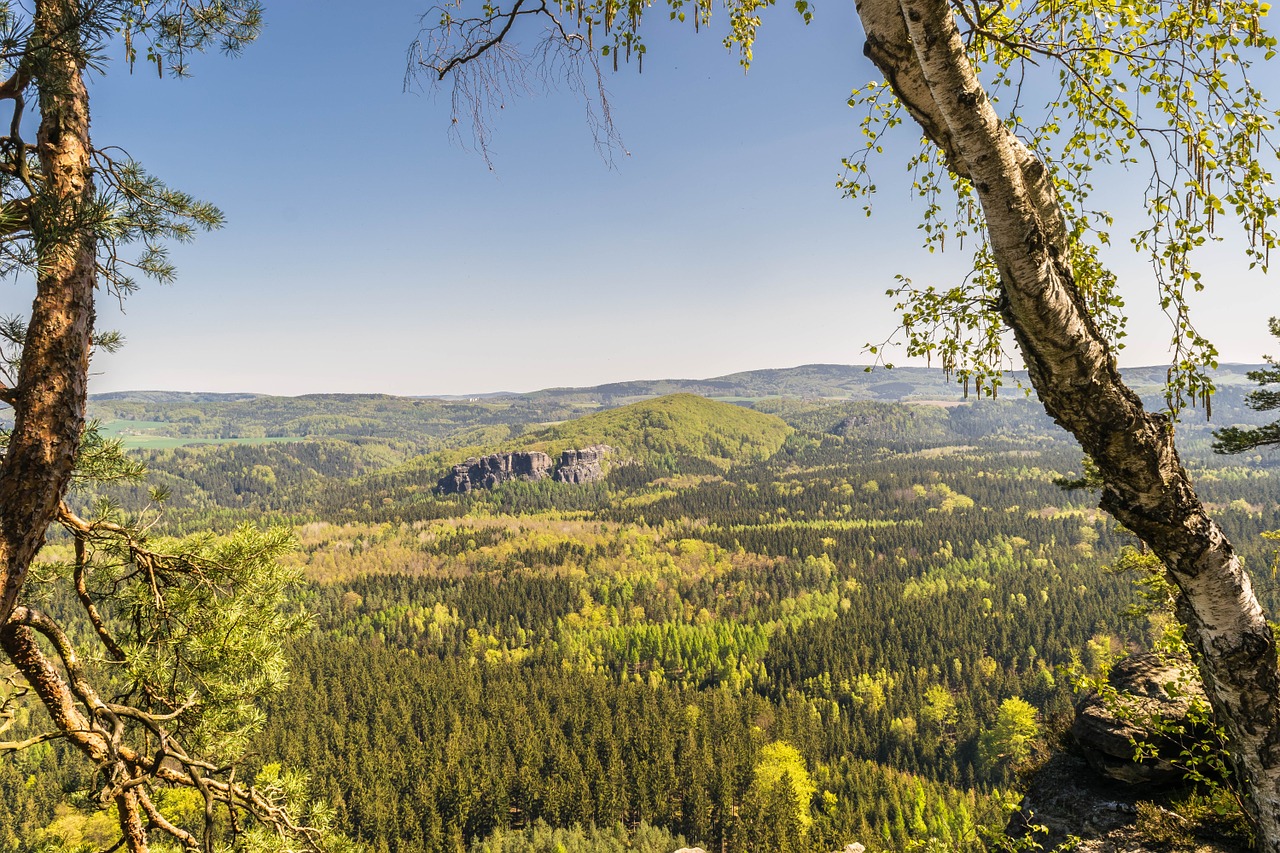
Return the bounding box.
[3,0,1275,396]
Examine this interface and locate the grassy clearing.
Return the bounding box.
[99,420,303,449]
[127,436,303,449]
[117,435,304,449]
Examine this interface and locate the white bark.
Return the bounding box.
[853,0,1280,845]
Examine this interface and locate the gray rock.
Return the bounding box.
[554,444,613,484]
[437,451,554,494]
[1017,747,1247,853]
[1071,652,1209,786]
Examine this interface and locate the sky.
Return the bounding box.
[2,0,1276,396]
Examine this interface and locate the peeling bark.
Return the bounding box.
[0,0,97,627]
[855,0,1280,846]
[117,788,151,853]
[0,622,108,761]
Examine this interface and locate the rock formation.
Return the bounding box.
[1016,749,1244,852]
[438,446,614,493]
[1071,652,1209,786]
[437,451,554,494]
[554,445,613,484]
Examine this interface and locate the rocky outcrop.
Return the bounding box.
[554,445,613,484]
[438,446,614,493]
[1015,749,1246,853]
[1071,652,1209,786]
[438,451,554,494]
[1007,654,1238,853]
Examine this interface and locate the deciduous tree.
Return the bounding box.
[413,0,1280,845]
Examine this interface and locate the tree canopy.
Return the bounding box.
[416,0,1280,845]
[1214,317,1280,454]
[0,2,348,850]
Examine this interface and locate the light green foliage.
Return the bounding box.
[468,820,688,853]
[25,804,120,852]
[902,791,1079,852]
[920,685,958,732]
[902,535,1036,601]
[6,422,345,850]
[118,526,305,760]
[977,697,1040,772]
[752,741,817,829]
[524,394,792,466]
[842,0,1278,409]
[230,764,364,853]
[30,507,308,764]
[1081,633,1119,676]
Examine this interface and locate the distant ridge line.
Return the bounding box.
[90,362,1265,404]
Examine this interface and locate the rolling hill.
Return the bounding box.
[516,393,792,466]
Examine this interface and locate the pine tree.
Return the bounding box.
[1214,318,1280,454]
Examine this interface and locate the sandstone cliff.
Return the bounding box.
[554,445,613,484]
[438,446,614,494]
[438,451,554,494]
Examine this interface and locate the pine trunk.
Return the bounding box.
[854,0,1280,846]
[0,0,97,627]
[117,790,151,853]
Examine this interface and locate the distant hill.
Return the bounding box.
[327,394,792,511]
[91,390,262,404]
[415,393,792,480]
[80,363,1270,454]
[90,363,1270,409]
[501,364,963,405]
[486,363,1269,410]
[517,393,792,466]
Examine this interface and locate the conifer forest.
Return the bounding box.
[0,0,1278,845]
[4,372,1278,851]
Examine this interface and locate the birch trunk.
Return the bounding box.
[0,0,97,627]
[853,0,1280,846]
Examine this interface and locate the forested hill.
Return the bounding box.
[77,387,1275,534]
[79,364,1271,459]
[8,379,1280,852]
[517,394,792,465]
[443,362,1273,406]
[91,363,1270,408]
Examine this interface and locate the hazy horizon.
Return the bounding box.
[0,1,1263,398]
[84,359,1271,400]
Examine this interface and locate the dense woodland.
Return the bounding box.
[2,377,1278,852]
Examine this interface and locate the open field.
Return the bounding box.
[98,419,304,449]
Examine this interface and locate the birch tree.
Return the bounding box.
[411,0,1280,846]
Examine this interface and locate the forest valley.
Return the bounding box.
[2,370,1278,853]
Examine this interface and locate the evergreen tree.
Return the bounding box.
[2,428,347,850]
[1214,318,1280,454]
